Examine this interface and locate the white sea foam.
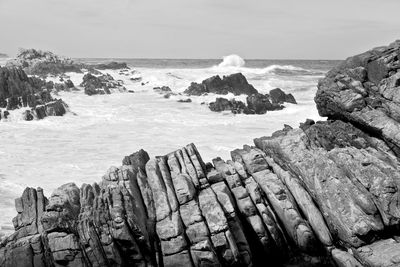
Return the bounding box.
[218,54,245,68]
[0,61,326,234]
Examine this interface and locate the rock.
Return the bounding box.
[153,86,172,93]
[184,73,258,96]
[6,48,83,76]
[177,98,192,103]
[246,93,283,114]
[80,73,126,96]
[208,98,246,113]
[22,110,34,121]
[315,40,400,155]
[269,88,297,104]
[89,62,128,70]
[0,53,7,58]
[0,66,69,120]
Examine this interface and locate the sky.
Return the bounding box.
[0,0,399,59]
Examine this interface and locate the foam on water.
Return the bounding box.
[0,57,332,234]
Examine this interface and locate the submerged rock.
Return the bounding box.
[177,98,192,103]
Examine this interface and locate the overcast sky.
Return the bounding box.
[0,0,399,59]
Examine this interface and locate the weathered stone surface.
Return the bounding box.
[355,238,400,267]
[315,40,400,155]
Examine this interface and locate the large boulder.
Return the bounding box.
[185,73,258,96]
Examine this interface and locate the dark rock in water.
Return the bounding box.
[130,76,143,82]
[3,110,9,119]
[22,110,34,121]
[269,88,297,104]
[0,66,69,120]
[177,98,192,103]
[209,97,246,113]
[80,73,125,96]
[153,86,172,93]
[208,94,284,115]
[185,73,258,96]
[89,61,128,70]
[128,90,135,93]
[246,93,284,114]
[54,79,76,92]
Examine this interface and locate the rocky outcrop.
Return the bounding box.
[184,73,258,96]
[315,40,400,156]
[0,66,68,120]
[6,48,128,76]
[80,73,126,96]
[6,48,83,76]
[0,53,8,58]
[208,93,285,115]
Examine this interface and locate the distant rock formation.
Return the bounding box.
[6,48,129,76]
[3,40,400,267]
[185,73,258,96]
[0,66,68,120]
[0,53,8,58]
[6,48,83,76]
[80,73,126,96]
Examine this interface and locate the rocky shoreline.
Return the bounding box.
[2,40,400,266]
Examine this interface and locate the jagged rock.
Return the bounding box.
[80,73,126,96]
[208,98,246,113]
[0,66,69,120]
[6,48,83,76]
[315,40,400,155]
[246,93,284,114]
[269,88,297,104]
[185,73,258,96]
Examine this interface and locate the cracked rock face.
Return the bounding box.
[2,41,400,267]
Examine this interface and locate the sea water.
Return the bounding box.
[0,56,340,236]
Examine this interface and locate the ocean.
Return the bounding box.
[0,56,340,236]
